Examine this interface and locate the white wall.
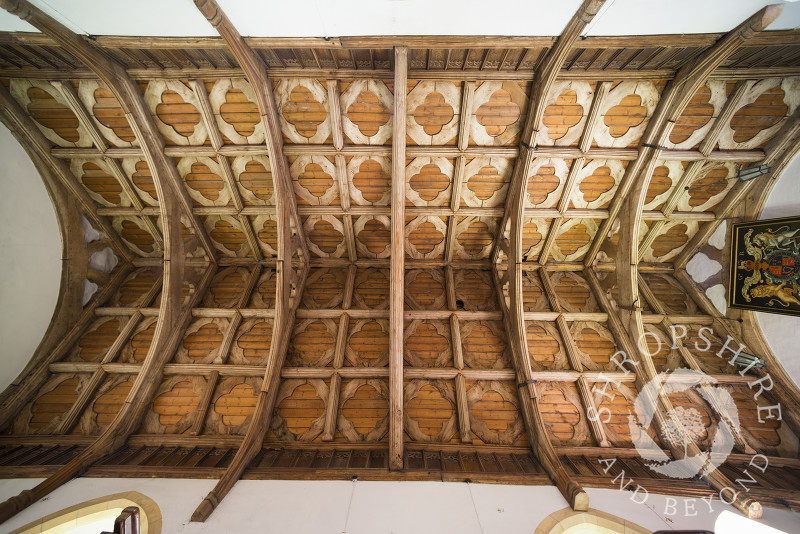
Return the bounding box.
[0,477,798,534]
[0,124,61,392]
[0,0,799,37]
[756,152,800,389]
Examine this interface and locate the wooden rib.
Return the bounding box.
[49,144,767,162]
[697,80,754,156]
[191,370,220,436]
[189,0,310,522]
[673,270,800,435]
[636,275,755,454]
[189,78,223,151]
[492,3,609,506]
[328,80,356,261]
[585,263,765,519]
[446,156,466,262]
[389,46,407,471]
[52,80,108,152]
[458,83,474,152]
[585,4,783,269]
[322,313,349,441]
[192,0,307,261]
[520,0,605,146]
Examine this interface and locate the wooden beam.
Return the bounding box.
[49,143,767,163]
[585,265,764,519]
[675,110,800,269]
[0,265,132,432]
[389,46,408,471]
[0,83,132,262]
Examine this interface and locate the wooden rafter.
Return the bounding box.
[674,110,800,269]
[192,0,307,261]
[585,268,766,519]
[0,83,132,263]
[604,7,786,519]
[0,237,200,524]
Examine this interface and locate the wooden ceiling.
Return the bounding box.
[1,0,800,526]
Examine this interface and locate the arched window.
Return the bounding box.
[535,507,651,534]
[9,491,161,534]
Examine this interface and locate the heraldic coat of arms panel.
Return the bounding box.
[730,215,800,317]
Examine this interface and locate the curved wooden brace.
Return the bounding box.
[0,0,214,262]
[490,1,609,510]
[190,0,310,522]
[0,0,199,524]
[193,0,307,261]
[675,111,800,270]
[0,83,131,263]
[493,0,605,261]
[608,7,784,518]
[500,150,588,510]
[0,89,135,429]
[585,4,784,268]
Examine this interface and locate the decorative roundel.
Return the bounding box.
[470,81,528,146]
[643,159,683,211]
[204,215,251,258]
[177,156,233,207]
[304,214,346,258]
[232,155,274,206]
[676,161,736,212]
[354,215,391,259]
[551,218,598,262]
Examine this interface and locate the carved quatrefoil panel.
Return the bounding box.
[277,78,331,144]
[406,80,460,145]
